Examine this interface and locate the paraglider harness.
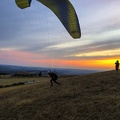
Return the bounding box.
[48,72,58,80]
[48,72,60,86]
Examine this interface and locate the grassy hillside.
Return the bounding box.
[0,70,120,120]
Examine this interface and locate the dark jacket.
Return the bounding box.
[48,73,58,80]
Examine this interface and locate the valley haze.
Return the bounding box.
[0,64,100,76]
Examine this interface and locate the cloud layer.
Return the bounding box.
[0,0,120,70]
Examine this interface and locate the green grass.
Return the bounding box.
[0,77,48,85]
[0,70,120,120]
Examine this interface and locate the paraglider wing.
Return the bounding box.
[37,0,81,39]
[15,0,32,9]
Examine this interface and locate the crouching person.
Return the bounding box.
[48,72,61,86]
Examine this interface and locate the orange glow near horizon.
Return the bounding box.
[33,58,119,70]
[0,49,119,70]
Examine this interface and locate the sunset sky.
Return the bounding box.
[0,0,120,70]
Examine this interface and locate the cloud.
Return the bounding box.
[0,1,120,69]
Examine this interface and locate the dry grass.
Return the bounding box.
[0,70,120,120]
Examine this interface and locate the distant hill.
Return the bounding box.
[0,70,119,120]
[0,64,100,75]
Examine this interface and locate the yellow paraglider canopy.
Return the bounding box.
[15,0,32,9]
[15,0,81,39]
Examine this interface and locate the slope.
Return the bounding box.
[0,70,120,120]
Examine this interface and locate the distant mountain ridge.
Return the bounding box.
[0,64,100,75]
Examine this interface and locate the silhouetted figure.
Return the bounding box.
[38,71,42,76]
[48,72,60,86]
[115,60,119,72]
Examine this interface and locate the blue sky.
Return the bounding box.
[0,0,120,70]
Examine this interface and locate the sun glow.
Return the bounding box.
[0,49,119,70]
